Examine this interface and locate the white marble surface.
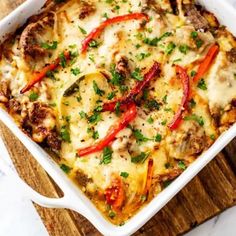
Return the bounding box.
[1,0,236,235]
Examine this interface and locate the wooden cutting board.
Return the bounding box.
[0,1,236,235]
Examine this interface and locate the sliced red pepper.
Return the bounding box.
[103,62,160,112]
[105,177,125,211]
[81,13,149,54]
[77,102,137,157]
[193,44,219,82]
[20,51,70,94]
[168,65,190,130]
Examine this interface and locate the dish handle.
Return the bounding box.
[0,138,86,214]
[0,155,70,208]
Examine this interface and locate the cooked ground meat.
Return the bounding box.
[75,170,92,187]
[8,99,21,114]
[23,102,57,144]
[184,4,209,31]
[46,130,62,151]
[167,121,208,159]
[79,1,96,19]
[115,55,130,78]
[227,48,236,63]
[19,12,55,60]
[0,81,10,103]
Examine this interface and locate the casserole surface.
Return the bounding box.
[0,0,236,226]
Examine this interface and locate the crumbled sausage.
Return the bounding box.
[227,48,236,63]
[115,55,130,78]
[8,99,21,114]
[0,81,10,103]
[46,130,62,151]
[19,12,55,60]
[167,121,208,159]
[79,1,96,20]
[184,4,209,31]
[22,102,60,147]
[75,170,92,187]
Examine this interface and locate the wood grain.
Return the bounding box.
[0,1,236,235]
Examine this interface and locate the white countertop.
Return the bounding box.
[1,0,236,235]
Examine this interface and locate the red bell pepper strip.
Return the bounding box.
[81,13,149,54]
[168,65,190,130]
[20,51,70,94]
[103,62,160,112]
[77,102,137,157]
[105,177,125,211]
[193,44,219,82]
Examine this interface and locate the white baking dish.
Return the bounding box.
[0,1,236,235]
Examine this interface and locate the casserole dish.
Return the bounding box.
[0,0,236,235]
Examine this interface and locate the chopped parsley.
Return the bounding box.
[165,42,176,55]
[179,44,190,54]
[100,147,113,165]
[120,172,129,178]
[110,65,124,86]
[131,68,143,81]
[59,52,67,68]
[162,95,168,104]
[108,211,116,218]
[92,131,99,140]
[147,116,154,124]
[190,70,197,77]
[140,194,147,202]
[107,91,116,100]
[40,41,58,50]
[184,114,204,126]
[163,180,173,188]
[133,129,150,143]
[161,119,167,126]
[60,164,72,174]
[196,39,203,48]
[143,32,172,46]
[78,26,87,35]
[191,31,198,39]
[79,111,87,119]
[210,134,216,140]
[29,92,39,102]
[197,78,207,90]
[155,134,162,142]
[60,126,71,143]
[71,67,81,76]
[115,102,121,115]
[135,52,151,61]
[178,161,187,170]
[88,112,102,124]
[93,81,105,96]
[89,39,99,48]
[131,152,150,163]
[46,70,57,80]
[191,31,203,48]
[189,98,196,108]
[145,100,160,110]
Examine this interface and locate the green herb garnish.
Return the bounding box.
[60,164,72,174]
[131,152,149,163]
[101,147,113,164]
